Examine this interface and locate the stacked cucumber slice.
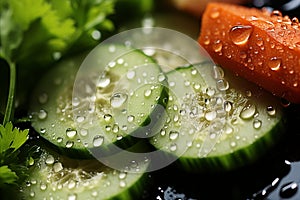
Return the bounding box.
[26,28,284,199]
[150,62,284,172]
[21,147,150,200]
[29,45,168,158]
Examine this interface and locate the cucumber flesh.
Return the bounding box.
[150,61,284,171]
[29,44,167,158]
[20,147,149,200]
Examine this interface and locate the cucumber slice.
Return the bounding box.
[20,147,150,200]
[150,61,285,171]
[29,44,168,158]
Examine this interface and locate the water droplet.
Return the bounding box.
[45,155,55,165]
[216,79,229,91]
[144,89,152,97]
[224,101,233,112]
[190,69,197,76]
[253,119,262,129]
[66,128,77,139]
[266,105,276,116]
[230,141,237,148]
[91,30,101,40]
[119,172,127,179]
[158,73,166,82]
[112,124,119,133]
[169,81,176,87]
[225,124,233,134]
[110,93,128,108]
[292,17,299,26]
[28,157,35,166]
[205,110,217,121]
[268,57,281,71]
[142,17,154,27]
[38,93,48,104]
[203,36,210,45]
[53,52,62,60]
[93,135,104,147]
[108,61,116,68]
[184,80,191,86]
[229,25,253,46]
[160,129,166,136]
[40,128,46,134]
[142,72,148,77]
[72,97,80,107]
[119,180,126,188]
[212,65,224,79]
[280,182,298,198]
[66,141,74,148]
[76,116,85,123]
[29,191,35,197]
[117,58,124,65]
[40,183,47,190]
[57,137,63,143]
[104,114,112,122]
[212,40,223,52]
[245,90,252,97]
[127,115,135,123]
[91,191,98,197]
[38,109,48,120]
[31,180,37,185]
[194,84,201,90]
[271,10,282,17]
[143,48,156,56]
[127,70,136,79]
[169,131,179,140]
[105,125,111,132]
[53,162,63,172]
[79,129,88,137]
[170,143,177,151]
[68,180,76,189]
[210,10,220,19]
[108,45,116,53]
[281,98,291,107]
[256,39,264,47]
[240,102,256,119]
[68,194,77,200]
[97,75,110,88]
[206,87,216,96]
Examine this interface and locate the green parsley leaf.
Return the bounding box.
[0,165,18,186]
[0,122,29,154]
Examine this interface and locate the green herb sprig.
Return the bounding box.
[0,0,116,190]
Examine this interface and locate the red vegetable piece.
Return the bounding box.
[198,2,300,103]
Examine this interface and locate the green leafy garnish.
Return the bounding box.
[0,165,18,187]
[0,0,116,192]
[0,122,29,186]
[0,0,155,197]
[0,122,29,153]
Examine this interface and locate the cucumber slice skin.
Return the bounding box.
[20,147,151,200]
[29,45,168,159]
[150,61,285,172]
[177,120,285,172]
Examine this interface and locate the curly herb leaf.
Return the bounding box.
[0,165,18,186]
[0,122,29,156]
[0,122,29,187]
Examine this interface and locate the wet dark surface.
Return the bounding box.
[250,0,300,18]
[142,104,300,200]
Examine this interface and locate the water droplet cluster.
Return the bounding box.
[30,44,168,152]
[22,151,148,199]
[201,6,300,92]
[152,64,280,157]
